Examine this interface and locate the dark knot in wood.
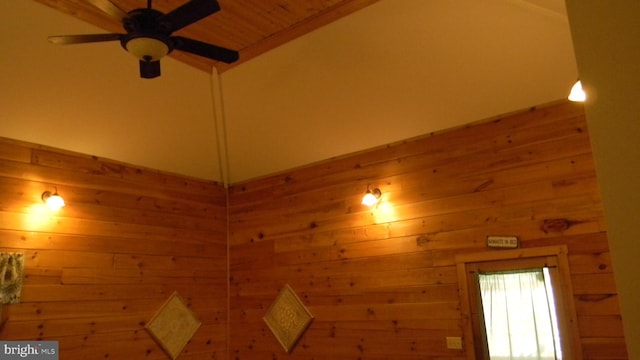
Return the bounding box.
[416,235,430,246]
[541,218,574,233]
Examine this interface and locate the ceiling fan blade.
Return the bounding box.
[139,60,161,79]
[86,0,128,22]
[172,36,239,63]
[48,33,123,45]
[161,0,220,32]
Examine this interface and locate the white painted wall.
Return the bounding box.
[221,0,578,182]
[0,0,220,180]
[1,0,579,184]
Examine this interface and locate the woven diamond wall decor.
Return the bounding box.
[263,284,314,352]
[145,292,201,359]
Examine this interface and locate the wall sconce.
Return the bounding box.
[361,186,381,207]
[568,79,586,102]
[42,188,65,211]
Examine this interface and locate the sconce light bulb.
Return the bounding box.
[568,80,586,102]
[42,190,65,211]
[362,188,381,206]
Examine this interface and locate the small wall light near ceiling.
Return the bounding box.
[362,186,382,207]
[568,80,586,102]
[41,188,65,211]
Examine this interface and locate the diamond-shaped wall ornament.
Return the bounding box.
[263,284,314,352]
[145,292,201,359]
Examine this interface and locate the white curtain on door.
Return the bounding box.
[478,268,562,360]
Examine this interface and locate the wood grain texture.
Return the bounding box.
[228,101,628,359]
[0,101,628,359]
[34,0,380,73]
[0,138,228,359]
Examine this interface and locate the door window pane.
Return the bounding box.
[478,268,562,360]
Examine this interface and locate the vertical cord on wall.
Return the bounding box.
[209,67,232,356]
[210,68,231,187]
[224,180,230,358]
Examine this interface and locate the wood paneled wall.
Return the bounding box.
[0,138,228,359]
[228,101,627,359]
[0,101,628,359]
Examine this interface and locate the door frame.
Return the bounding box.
[455,245,583,359]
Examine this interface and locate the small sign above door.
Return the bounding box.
[486,235,519,249]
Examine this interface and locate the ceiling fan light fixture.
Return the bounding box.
[124,36,170,61]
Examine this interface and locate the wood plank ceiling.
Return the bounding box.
[34,0,380,74]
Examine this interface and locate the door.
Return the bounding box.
[456,246,582,360]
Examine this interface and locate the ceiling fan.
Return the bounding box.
[48,0,239,78]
